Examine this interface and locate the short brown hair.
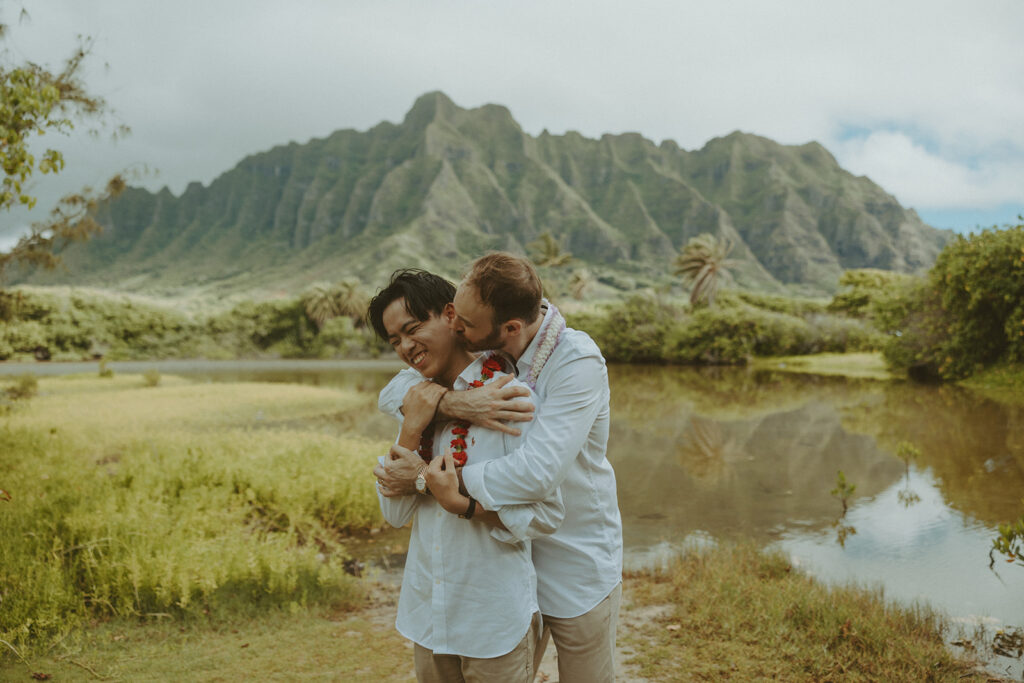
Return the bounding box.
[463,252,542,325]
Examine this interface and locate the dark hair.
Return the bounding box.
[463,252,542,325]
[367,269,456,341]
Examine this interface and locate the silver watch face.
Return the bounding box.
[415,475,426,493]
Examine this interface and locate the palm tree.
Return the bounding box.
[673,233,737,307]
[568,268,595,301]
[303,278,368,329]
[528,232,572,268]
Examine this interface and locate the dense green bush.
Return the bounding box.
[568,295,685,363]
[0,288,386,361]
[726,290,828,317]
[568,292,883,365]
[827,269,919,318]
[880,224,1024,380]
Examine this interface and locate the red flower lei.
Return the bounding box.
[417,354,507,466]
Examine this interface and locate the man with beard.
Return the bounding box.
[376,253,623,683]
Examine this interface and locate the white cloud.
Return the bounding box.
[834,131,1024,209]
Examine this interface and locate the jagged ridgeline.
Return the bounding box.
[20,91,951,296]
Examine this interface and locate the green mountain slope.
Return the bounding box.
[20,91,951,296]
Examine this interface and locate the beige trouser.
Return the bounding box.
[543,582,622,683]
[413,611,542,683]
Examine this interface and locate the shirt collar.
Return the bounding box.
[516,299,552,372]
[452,354,487,390]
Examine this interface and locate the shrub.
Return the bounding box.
[570,292,886,365]
[828,269,919,318]
[727,290,828,317]
[0,320,48,359]
[0,288,387,361]
[4,374,38,401]
[663,306,758,364]
[930,224,1024,377]
[567,295,685,363]
[880,223,1024,380]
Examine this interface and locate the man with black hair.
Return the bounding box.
[367,268,563,683]
[376,254,622,683]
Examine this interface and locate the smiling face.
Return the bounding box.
[382,297,463,385]
[451,283,506,352]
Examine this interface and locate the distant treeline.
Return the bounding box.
[0,290,386,362]
[1,222,1021,382]
[573,222,1024,381]
[568,290,883,364]
[0,285,881,366]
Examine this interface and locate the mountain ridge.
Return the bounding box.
[18,90,952,297]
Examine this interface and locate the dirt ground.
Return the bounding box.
[363,578,665,682]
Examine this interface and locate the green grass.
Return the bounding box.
[1,374,390,658]
[624,544,984,682]
[960,362,1024,405]
[1,600,414,682]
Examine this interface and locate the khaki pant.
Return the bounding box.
[544,582,622,683]
[413,611,541,683]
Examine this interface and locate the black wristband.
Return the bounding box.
[458,496,477,520]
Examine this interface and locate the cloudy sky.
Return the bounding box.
[2,0,1021,250]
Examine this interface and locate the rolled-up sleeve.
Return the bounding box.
[463,355,605,509]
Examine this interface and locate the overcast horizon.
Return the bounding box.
[1,0,1021,251]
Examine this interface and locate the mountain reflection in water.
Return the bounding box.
[608,364,1024,634]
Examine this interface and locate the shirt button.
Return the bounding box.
[435,579,440,585]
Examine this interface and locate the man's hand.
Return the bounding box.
[373,444,424,497]
[401,381,447,433]
[425,450,469,514]
[438,375,534,436]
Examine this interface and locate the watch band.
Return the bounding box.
[458,496,477,520]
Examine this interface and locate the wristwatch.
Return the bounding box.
[459,496,477,520]
[415,467,428,495]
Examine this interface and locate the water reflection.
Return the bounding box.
[607,364,1024,675]
[779,467,1024,630]
[609,367,905,549]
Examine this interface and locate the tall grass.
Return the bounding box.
[0,375,388,657]
[626,544,982,681]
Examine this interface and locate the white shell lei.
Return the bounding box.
[525,302,566,390]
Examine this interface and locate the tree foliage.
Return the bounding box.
[0,20,127,284]
[827,268,918,318]
[673,233,737,307]
[882,223,1024,380]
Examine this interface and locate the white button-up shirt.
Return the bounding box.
[380,305,623,619]
[377,356,564,658]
